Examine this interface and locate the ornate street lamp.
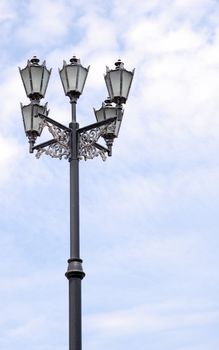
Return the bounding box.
[104,59,135,104]
[19,56,134,350]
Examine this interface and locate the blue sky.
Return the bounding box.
[0,0,219,349]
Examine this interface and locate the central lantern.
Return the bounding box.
[59,56,90,99]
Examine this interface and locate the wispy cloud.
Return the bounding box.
[0,1,219,350]
[85,299,219,334]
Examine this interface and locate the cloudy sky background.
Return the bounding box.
[0,0,219,349]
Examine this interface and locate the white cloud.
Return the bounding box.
[0,136,22,183]
[16,0,74,45]
[85,299,219,336]
[1,1,219,349]
[0,0,16,22]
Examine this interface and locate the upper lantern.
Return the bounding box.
[19,56,51,101]
[104,59,134,104]
[59,56,89,99]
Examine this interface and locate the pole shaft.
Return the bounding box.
[70,126,80,258]
[66,99,85,350]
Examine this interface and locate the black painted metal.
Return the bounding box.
[77,116,117,133]
[32,138,56,150]
[94,142,111,154]
[66,98,85,350]
[38,113,71,131]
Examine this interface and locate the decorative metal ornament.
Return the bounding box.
[35,141,70,160]
[78,126,107,161]
[34,118,71,160]
[78,120,117,161]
[31,115,117,161]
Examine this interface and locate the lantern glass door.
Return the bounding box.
[67,65,78,92]
[20,67,31,96]
[31,66,43,93]
[122,70,133,100]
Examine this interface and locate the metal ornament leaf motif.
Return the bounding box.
[34,118,116,161]
[35,119,71,159]
[78,127,106,161]
[78,121,116,161]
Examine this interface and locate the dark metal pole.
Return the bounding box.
[65,98,85,350]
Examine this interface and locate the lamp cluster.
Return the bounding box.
[19,56,134,160]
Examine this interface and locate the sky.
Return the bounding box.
[0,0,219,349]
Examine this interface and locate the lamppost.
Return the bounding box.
[19,55,134,350]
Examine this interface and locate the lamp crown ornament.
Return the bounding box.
[30,55,40,65]
[115,59,124,69]
[104,97,113,105]
[70,56,80,64]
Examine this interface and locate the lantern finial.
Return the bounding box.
[70,56,80,64]
[115,59,124,69]
[30,56,40,65]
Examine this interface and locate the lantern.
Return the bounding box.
[19,56,51,101]
[21,102,48,138]
[59,56,89,99]
[104,59,134,104]
[94,99,124,139]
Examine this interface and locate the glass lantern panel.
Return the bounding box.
[66,65,78,92]
[22,104,45,136]
[121,70,133,99]
[31,66,43,94]
[113,119,122,137]
[60,67,68,94]
[32,115,42,135]
[32,105,45,135]
[95,108,105,122]
[77,66,88,94]
[22,105,32,132]
[41,68,50,97]
[105,109,122,137]
[20,67,32,96]
[110,70,121,97]
[105,107,117,119]
[105,73,113,99]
